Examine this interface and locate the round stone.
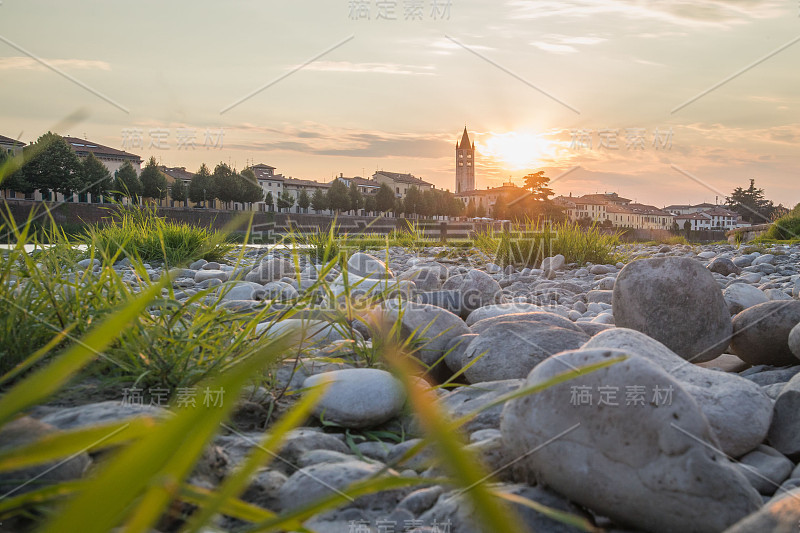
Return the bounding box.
[730,301,800,366]
[303,368,406,429]
[612,257,732,363]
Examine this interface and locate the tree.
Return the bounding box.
[449,196,465,218]
[264,191,274,212]
[683,219,692,238]
[1,150,33,198]
[465,199,477,218]
[376,183,395,213]
[421,189,437,218]
[523,171,554,201]
[394,197,404,216]
[348,184,363,215]
[237,169,264,208]
[311,188,327,212]
[404,186,423,217]
[22,132,82,199]
[170,179,187,206]
[115,160,142,202]
[140,157,168,204]
[326,178,350,213]
[364,195,376,215]
[475,203,487,218]
[277,190,295,212]
[82,152,112,201]
[726,179,774,224]
[297,189,311,212]
[188,163,214,207]
[212,163,235,209]
[492,194,507,220]
[671,221,680,233]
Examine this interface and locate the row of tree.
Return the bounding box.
[2,132,117,200]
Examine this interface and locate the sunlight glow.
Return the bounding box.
[480,132,556,171]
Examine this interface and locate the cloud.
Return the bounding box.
[294,61,435,75]
[507,0,787,27]
[529,33,607,54]
[530,42,578,54]
[429,38,495,55]
[0,57,111,71]
[223,123,453,159]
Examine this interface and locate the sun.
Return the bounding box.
[481,132,554,171]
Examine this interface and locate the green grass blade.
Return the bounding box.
[494,490,601,532]
[182,382,328,532]
[0,280,165,427]
[41,334,292,533]
[384,346,528,533]
[0,419,156,473]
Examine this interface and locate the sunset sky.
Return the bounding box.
[1,0,798,207]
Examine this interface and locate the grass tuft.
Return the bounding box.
[84,204,234,266]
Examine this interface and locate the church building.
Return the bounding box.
[455,126,475,193]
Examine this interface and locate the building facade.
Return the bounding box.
[0,134,24,157]
[372,171,434,198]
[455,182,526,216]
[63,137,142,177]
[455,127,475,194]
[554,192,675,229]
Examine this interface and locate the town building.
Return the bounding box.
[554,192,675,229]
[0,134,25,156]
[159,166,194,207]
[63,137,142,177]
[372,170,434,198]
[455,127,475,193]
[455,181,527,215]
[664,202,717,215]
[674,206,742,231]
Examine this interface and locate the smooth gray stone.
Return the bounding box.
[304,369,406,429]
[583,328,773,457]
[731,301,800,366]
[612,257,732,363]
[501,348,762,533]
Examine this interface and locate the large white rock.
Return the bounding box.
[303,368,406,429]
[583,328,773,457]
[612,257,732,362]
[501,348,762,533]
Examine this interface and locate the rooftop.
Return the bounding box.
[374,170,433,187]
[159,166,194,182]
[63,136,142,162]
[0,134,25,147]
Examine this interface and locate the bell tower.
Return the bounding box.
[455,126,475,193]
